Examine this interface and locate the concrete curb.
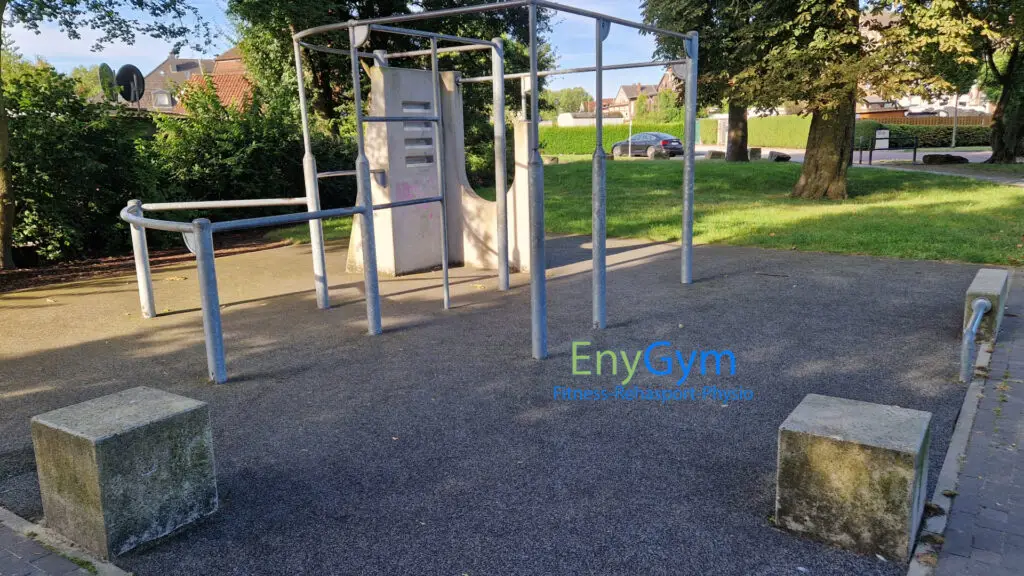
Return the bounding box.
[0,506,130,576]
[906,343,993,575]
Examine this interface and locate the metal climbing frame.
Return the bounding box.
[120,0,697,383]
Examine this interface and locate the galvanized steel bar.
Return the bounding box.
[127,200,156,319]
[374,196,443,211]
[493,37,509,291]
[363,115,440,123]
[592,18,607,330]
[681,34,698,285]
[351,25,384,335]
[961,298,992,383]
[387,44,492,59]
[459,58,690,84]
[193,218,227,384]
[371,24,498,49]
[142,198,307,211]
[297,41,377,60]
[528,2,547,359]
[293,40,330,309]
[317,170,357,179]
[292,1,533,40]
[535,0,692,40]
[209,206,363,233]
[431,38,452,311]
[119,205,194,233]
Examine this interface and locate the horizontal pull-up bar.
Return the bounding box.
[535,0,693,42]
[142,198,308,211]
[459,57,689,84]
[368,24,498,49]
[375,196,443,211]
[317,170,357,179]
[385,43,493,59]
[210,205,366,233]
[297,41,376,60]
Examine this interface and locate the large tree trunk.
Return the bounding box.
[792,89,856,200]
[987,72,1024,164]
[725,101,748,162]
[0,4,16,270]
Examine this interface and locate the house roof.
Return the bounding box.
[619,84,659,100]
[172,74,252,114]
[216,46,243,61]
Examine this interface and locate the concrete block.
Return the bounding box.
[776,394,931,562]
[707,150,725,160]
[749,148,762,160]
[964,268,1010,342]
[31,387,217,559]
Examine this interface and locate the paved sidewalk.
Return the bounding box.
[0,524,89,576]
[938,275,1024,575]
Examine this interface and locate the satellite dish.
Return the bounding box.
[115,64,145,103]
[98,64,117,102]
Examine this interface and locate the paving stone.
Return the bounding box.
[970,548,1002,565]
[0,550,35,576]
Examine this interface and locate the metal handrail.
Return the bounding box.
[120,205,193,233]
[142,198,307,211]
[961,297,993,382]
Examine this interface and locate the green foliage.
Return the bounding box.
[540,87,593,115]
[539,122,688,154]
[882,124,991,148]
[5,63,153,260]
[69,65,103,100]
[141,77,356,212]
[748,115,812,148]
[854,120,883,150]
[699,118,718,145]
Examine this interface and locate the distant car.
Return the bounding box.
[610,132,684,158]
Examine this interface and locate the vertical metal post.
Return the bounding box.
[592,19,607,329]
[293,40,330,310]
[528,2,547,359]
[431,38,452,310]
[127,199,156,319]
[913,136,918,165]
[492,37,509,291]
[681,32,698,285]
[952,91,959,148]
[193,218,227,384]
[350,25,383,335]
[520,79,528,119]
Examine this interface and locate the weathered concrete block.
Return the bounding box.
[769,151,792,162]
[776,394,931,562]
[31,387,217,559]
[922,153,969,165]
[964,268,1010,342]
[749,148,762,160]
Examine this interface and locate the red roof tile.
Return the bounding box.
[172,74,252,115]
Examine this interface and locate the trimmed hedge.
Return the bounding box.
[882,123,990,148]
[748,115,812,148]
[538,122,687,154]
[699,118,718,145]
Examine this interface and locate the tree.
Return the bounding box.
[0,0,210,268]
[894,1,1024,163]
[541,87,593,114]
[69,65,103,100]
[642,0,793,162]
[635,92,649,118]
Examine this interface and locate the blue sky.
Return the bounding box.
[5,0,663,99]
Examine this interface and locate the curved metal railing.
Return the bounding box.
[961,297,993,382]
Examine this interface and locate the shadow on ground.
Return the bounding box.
[0,238,978,575]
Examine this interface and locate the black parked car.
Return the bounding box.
[610,132,684,158]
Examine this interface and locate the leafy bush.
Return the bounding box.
[881,123,991,148]
[6,64,154,261]
[747,115,812,148]
[699,119,718,145]
[539,122,687,154]
[853,120,883,150]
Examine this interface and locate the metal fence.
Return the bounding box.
[120,0,699,383]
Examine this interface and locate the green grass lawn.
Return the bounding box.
[267,158,1024,265]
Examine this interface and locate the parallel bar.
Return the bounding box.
[375,196,442,211]
[350,25,384,335]
[535,0,692,40]
[193,218,227,384]
[387,44,492,59]
[126,200,156,319]
[317,170,357,179]
[681,34,698,284]
[961,298,992,383]
[294,39,330,309]
[142,198,306,211]
[370,24,497,49]
[297,41,376,60]
[431,38,452,311]
[493,37,509,291]
[293,1,532,40]
[459,58,689,84]
[119,205,194,233]
[528,2,547,359]
[363,115,440,123]
[209,206,363,233]
[592,18,607,330]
